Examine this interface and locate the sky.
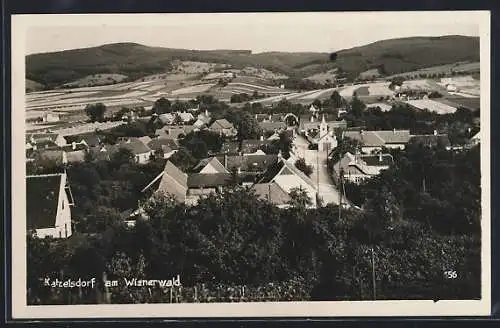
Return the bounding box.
[21,12,481,55]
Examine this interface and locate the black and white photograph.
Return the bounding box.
[11,11,491,318]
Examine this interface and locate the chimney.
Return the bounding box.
[433,130,438,136]
[393,128,396,134]
[260,135,264,141]
[310,116,314,123]
[379,154,383,162]
[72,142,76,150]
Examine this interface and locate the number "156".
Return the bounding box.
[444,270,458,279]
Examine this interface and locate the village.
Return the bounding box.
[25,87,480,238]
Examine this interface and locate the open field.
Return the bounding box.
[435,96,480,111]
[405,99,457,114]
[304,69,337,84]
[387,61,480,79]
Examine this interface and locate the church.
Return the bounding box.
[314,115,338,153]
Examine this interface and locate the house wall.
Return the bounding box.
[54,175,72,238]
[136,151,153,164]
[55,135,67,147]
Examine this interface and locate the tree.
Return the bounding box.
[294,158,313,177]
[168,147,197,172]
[330,90,344,109]
[288,187,312,209]
[152,97,171,114]
[350,93,366,117]
[85,103,107,122]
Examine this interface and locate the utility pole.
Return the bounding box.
[371,245,376,300]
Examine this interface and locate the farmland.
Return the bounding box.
[404,99,458,114]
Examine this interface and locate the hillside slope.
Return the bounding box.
[26,35,479,88]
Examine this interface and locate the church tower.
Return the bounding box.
[319,114,328,138]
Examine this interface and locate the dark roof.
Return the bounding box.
[67,134,101,147]
[147,138,179,152]
[187,173,233,188]
[343,130,411,146]
[26,174,63,229]
[358,154,394,166]
[215,154,278,172]
[209,119,234,130]
[155,125,195,139]
[252,182,291,205]
[258,160,286,183]
[117,138,151,155]
[61,143,88,152]
[409,134,451,148]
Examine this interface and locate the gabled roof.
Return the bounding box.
[409,134,451,148]
[343,130,411,147]
[209,119,234,130]
[335,152,393,176]
[61,142,88,152]
[193,157,229,174]
[258,158,316,190]
[215,154,278,172]
[147,138,179,152]
[26,173,64,230]
[252,182,291,205]
[117,138,152,155]
[155,161,188,202]
[178,112,195,122]
[65,134,101,147]
[155,125,194,139]
[26,133,60,143]
[187,173,233,188]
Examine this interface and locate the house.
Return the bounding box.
[26,172,74,239]
[177,111,195,123]
[194,109,211,129]
[142,161,251,206]
[299,115,347,135]
[209,119,237,137]
[155,125,195,140]
[158,113,176,125]
[30,149,68,165]
[342,129,411,153]
[255,157,319,208]
[66,134,101,148]
[193,157,230,174]
[116,138,154,164]
[251,182,292,208]
[26,133,67,148]
[216,154,279,173]
[309,104,320,113]
[409,131,451,149]
[333,152,394,184]
[42,112,60,123]
[147,138,179,159]
[61,142,89,163]
[142,161,189,203]
[469,130,480,146]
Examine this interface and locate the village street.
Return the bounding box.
[291,133,344,206]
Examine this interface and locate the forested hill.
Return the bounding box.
[26,35,479,88]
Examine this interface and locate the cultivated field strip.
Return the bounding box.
[405,99,457,114]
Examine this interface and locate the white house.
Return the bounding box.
[26,173,74,239]
[42,112,60,123]
[333,152,394,184]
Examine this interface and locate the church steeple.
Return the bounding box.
[319,114,328,138]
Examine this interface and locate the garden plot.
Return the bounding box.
[367,82,394,96]
[405,99,457,114]
[170,83,215,96]
[299,88,336,100]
